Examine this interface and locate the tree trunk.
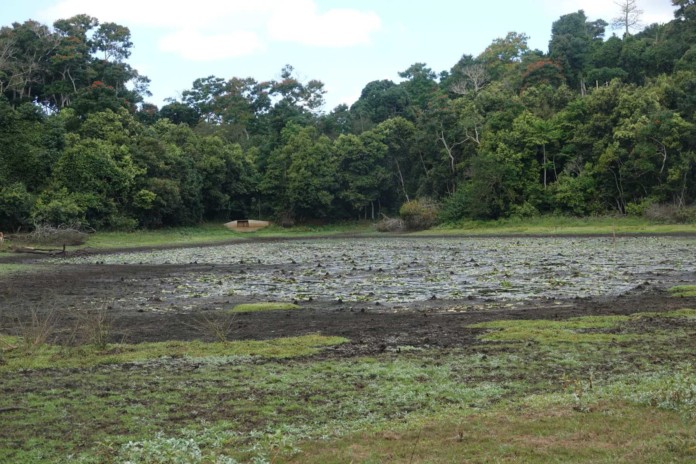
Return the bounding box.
[394,158,410,202]
[542,143,547,189]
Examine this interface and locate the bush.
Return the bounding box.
[509,202,540,219]
[32,189,87,227]
[550,174,601,216]
[644,204,696,223]
[0,183,34,231]
[439,189,469,223]
[625,197,659,217]
[376,217,404,232]
[105,214,138,231]
[399,198,440,231]
[28,223,89,246]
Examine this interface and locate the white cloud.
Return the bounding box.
[39,0,382,61]
[267,0,381,47]
[39,0,272,29]
[159,29,264,61]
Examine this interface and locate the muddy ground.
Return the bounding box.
[1,241,695,358]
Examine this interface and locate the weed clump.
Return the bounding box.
[230,302,300,313]
[376,216,404,232]
[27,223,89,246]
[399,198,440,231]
[18,309,58,350]
[187,313,237,342]
[643,204,696,224]
[668,286,696,298]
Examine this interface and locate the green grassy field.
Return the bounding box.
[1,308,694,463]
[83,221,382,249]
[427,215,696,236]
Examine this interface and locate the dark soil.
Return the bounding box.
[1,244,694,358]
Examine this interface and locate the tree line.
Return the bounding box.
[2,1,696,231]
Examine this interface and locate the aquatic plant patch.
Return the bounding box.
[53,236,696,304]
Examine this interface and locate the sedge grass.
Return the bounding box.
[230,302,301,313]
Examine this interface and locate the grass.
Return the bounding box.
[427,215,696,236]
[3,217,693,256]
[669,285,696,298]
[83,221,378,249]
[82,223,242,249]
[0,334,347,371]
[231,302,301,313]
[79,217,696,253]
[0,222,379,253]
[291,310,696,463]
[0,263,38,275]
[469,310,696,344]
[293,400,696,463]
[2,308,695,463]
[246,221,378,237]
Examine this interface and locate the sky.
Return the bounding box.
[1,0,677,112]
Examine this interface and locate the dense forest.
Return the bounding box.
[2,1,696,231]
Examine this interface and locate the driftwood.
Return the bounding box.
[12,245,66,255]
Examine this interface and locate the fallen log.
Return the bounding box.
[12,246,66,255]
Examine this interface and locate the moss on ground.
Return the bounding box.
[669,285,696,298]
[0,334,347,371]
[230,302,301,313]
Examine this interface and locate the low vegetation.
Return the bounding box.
[230,302,301,313]
[670,285,696,298]
[0,334,347,371]
[430,215,696,236]
[1,308,694,463]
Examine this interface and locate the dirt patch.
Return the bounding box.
[2,241,694,358]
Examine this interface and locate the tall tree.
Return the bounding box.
[333,131,388,219]
[478,32,530,82]
[350,79,409,129]
[91,22,132,62]
[397,63,438,115]
[549,11,608,91]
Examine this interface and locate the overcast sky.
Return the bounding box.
[2,0,677,112]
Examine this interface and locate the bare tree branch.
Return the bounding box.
[612,0,643,36]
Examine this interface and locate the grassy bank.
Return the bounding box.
[0,222,377,252]
[76,217,696,251]
[427,215,696,236]
[2,217,694,255]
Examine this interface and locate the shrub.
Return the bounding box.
[439,188,469,223]
[31,189,88,227]
[28,223,89,246]
[509,202,540,219]
[644,204,696,223]
[399,198,440,231]
[105,214,138,231]
[376,217,404,232]
[625,197,658,217]
[0,182,34,231]
[550,174,601,216]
